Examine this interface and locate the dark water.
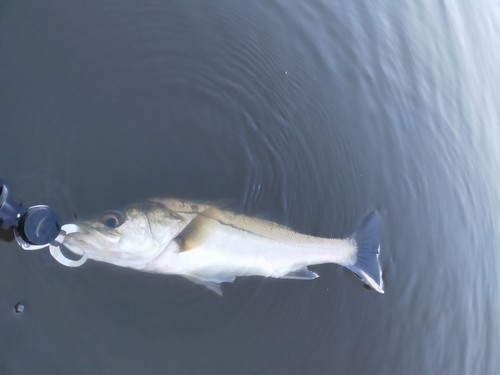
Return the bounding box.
[1,1,499,374]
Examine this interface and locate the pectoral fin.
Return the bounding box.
[282,267,319,280]
[175,209,216,251]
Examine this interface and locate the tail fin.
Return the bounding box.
[346,211,384,293]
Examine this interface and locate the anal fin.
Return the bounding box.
[282,267,319,280]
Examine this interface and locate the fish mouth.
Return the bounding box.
[63,234,94,254]
[63,223,120,254]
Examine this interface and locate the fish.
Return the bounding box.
[61,198,384,295]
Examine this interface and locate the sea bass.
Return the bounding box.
[61,198,384,295]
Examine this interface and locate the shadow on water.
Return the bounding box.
[0,228,15,243]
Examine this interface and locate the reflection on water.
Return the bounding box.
[0,0,499,374]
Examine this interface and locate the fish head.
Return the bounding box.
[63,201,186,268]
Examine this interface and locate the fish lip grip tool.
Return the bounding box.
[48,224,88,267]
[1,179,87,267]
[15,221,88,267]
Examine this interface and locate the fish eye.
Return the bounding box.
[100,210,125,228]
